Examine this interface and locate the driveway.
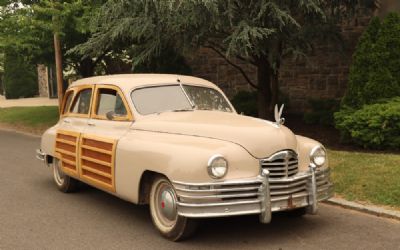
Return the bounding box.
[0,130,399,249]
[0,95,58,108]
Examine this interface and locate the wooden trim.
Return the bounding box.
[79,134,116,192]
[81,144,112,155]
[81,156,112,167]
[56,138,76,146]
[55,130,80,178]
[91,84,134,121]
[81,165,112,178]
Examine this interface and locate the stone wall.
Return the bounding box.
[187,16,373,113]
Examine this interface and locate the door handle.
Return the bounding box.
[87,122,95,126]
[63,119,71,124]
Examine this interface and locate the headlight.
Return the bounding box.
[310,146,326,167]
[207,155,228,179]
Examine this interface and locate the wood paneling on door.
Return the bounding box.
[55,130,80,178]
[79,135,116,192]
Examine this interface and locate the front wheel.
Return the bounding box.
[52,158,79,193]
[149,176,197,241]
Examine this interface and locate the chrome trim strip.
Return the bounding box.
[175,185,260,193]
[172,178,264,187]
[178,209,261,218]
[178,192,260,200]
[177,199,261,208]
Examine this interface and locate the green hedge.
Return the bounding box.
[335,98,400,149]
[303,99,340,126]
[3,52,38,99]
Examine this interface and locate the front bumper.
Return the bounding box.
[172,166,333,222]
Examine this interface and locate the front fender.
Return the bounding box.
[295,135,328,171]
[115,130,260,203]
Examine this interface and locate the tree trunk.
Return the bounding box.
[53,33,64,110]
[256,59,273,120]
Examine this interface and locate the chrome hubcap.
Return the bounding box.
[159,188,177,221]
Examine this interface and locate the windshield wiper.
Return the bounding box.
[156,108,194,114]
[170,108,194,112]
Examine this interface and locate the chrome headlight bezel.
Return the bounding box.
[310,145,327,167]
[207,154,228,179]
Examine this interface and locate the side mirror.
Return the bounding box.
[106,111,115,120]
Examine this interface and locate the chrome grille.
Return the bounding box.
[260,150,298,178]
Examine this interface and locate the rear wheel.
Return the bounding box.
[149,176,197,241]
[53,158,79,193]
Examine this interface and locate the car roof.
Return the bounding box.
[69,74,218,93]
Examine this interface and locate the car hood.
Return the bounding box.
[132,111,297,159]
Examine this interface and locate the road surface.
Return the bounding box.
[0,130,399,249]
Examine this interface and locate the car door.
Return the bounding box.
[55,85,94,179]
[79,84,134,192]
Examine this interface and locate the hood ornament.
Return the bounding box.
[274,104,285,126]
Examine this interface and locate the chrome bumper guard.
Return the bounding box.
[172,166,333,223]
[36,149,46,161]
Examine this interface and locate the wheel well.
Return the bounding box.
[138,170,164,205]
[45,155,54,166]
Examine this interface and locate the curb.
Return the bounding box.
[0,126,41,138]
[325,197,400,221]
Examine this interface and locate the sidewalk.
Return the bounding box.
[0,95,58,108]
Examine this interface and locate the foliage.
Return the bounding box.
[3,52,38,99]
[334,97,400,149]
[0,1,106,77]
[230,91,258,117]
[133,47,192,75]
[75,0,372,118]
[303,99,340,126]
[342,13,400,108]
[329,149,400,208]
[231,90,290,117]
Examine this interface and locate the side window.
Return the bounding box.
[96,88,128,117]
[70,88,92,115]
[62,90,74,115]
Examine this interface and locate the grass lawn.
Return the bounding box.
[0,106,59,134]
[329,149,400,209]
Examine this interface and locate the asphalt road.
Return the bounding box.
[1,130,399,250]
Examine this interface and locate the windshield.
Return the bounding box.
[131,84,233,115]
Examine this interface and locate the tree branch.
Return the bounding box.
[204,45,259,90]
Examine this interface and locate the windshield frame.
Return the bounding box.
[130,83,236,116]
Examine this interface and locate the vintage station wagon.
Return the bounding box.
[36,74,333,241]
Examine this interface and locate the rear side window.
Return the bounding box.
[70,88,92,115]
[62,90,74,114]
[96,88,127,116]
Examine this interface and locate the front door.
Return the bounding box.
[55,86,93,179]
[79,85,134,192]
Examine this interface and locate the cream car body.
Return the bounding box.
[37,74,333,240]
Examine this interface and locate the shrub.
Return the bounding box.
[3,52,38,99]
[303,98,340,126]
[230,90,258,117]
[342,13,400,108]
[334,97,400,149]
[231,90,290,118]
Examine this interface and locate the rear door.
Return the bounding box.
[79,84,134,192]
[55,86,93,179]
